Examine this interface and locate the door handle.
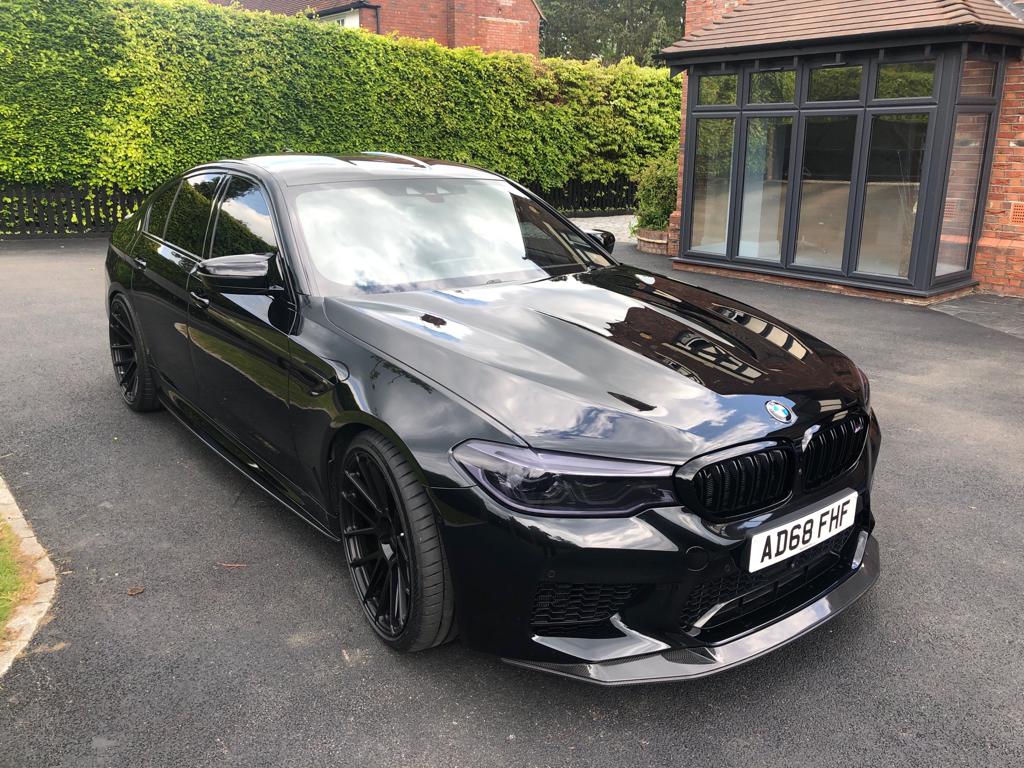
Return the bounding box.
[189,290,210,309]
[135,257,147,269]
[292,361,334,396]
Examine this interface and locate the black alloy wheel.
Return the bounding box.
[108,295,159,412]
[338,432,456,651]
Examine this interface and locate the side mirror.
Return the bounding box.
[196,253,279,293]
[584,229,616,253]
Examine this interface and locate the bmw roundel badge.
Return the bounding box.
[765,400,796,424]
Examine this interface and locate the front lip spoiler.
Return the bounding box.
[504,536,880,686]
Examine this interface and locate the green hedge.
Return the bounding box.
[633,147,678,230]
[0,0,681,192]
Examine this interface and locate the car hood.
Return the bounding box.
[323,266,865,463]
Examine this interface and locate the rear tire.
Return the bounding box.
[108,294,160,412]
[338,432,456,652]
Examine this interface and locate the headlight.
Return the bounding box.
[856,368,871,408]
[452,440,677,516]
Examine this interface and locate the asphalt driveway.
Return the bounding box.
[1,238,1022,767]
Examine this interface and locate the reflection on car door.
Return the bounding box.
[131,173,221,403]
[187,175,303,491]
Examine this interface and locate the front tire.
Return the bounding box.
[108,294,160,412]
[338,432,456,652]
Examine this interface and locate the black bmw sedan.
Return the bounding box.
[105,153,880,684]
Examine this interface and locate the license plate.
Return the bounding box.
[748,490,858,573]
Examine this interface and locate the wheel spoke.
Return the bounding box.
[118,360,137,387]
[373,565,393,623]
[350,550,384,569]
[111,311,134,339]
[360,455,392,518]
[361,558,387,604]
[343,490,379,527]
[342,525,376,538]
[393,563,408,627]
[345,470,384,517]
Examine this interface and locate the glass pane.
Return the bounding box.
[960,59,997,98]
[937,113,989,276]
[857,114,930,278]
[875,62,935,99]
[212,177,278,258]
[146,182,179,238]
[293,180,599,294]
[750,71,796,103]
[739,117,793,261]
[794,115,858,270]
[690,118,735,255]
[163,173,222,256]
[808,66,862,101]
[698,74,738,106]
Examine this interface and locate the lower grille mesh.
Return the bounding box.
[679,528,854,632]
[531,583,636,631]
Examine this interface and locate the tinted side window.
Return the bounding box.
[211,177,278,258]
[163,173,222,255]
[145,181,180,237]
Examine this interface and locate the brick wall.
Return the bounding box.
[383,0,540,53]
[475,0,541,54]
[217,0,540,54]
[973,59,1024,295]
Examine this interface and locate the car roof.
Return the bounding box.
[202,153,505,188]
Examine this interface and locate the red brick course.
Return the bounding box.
[974,59,1024,296]
[211,0,541,54]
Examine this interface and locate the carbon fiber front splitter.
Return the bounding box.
[504,535,880,686]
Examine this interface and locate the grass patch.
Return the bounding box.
[0,521,27,627]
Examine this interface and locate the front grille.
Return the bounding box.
[679,528,854,633]
[803,413,868,489]
[691,447,792,517]
[531,583,637,633]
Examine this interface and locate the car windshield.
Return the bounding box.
[291,178,611,295]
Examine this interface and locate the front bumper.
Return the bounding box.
[504,536,879,685]
[430,412,881,680]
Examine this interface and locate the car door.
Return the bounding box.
[131,173,222,403]
[187,174,301,485]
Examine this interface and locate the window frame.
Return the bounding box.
[159,171,225,259]
[683,111,740,257]
[733,111,799,267]
[208,171,300,304]
[679,43,1005,295]
[143,178,183,242]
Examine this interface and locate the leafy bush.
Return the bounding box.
[0,0,681,191]
[633,147,678,230]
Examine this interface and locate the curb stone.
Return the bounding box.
[0,474,58,677]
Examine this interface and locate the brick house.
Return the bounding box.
[660,0,1024,298]
[212,0,543,55]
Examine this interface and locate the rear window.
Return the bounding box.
[145,181,180,238]
[163,173,222,255]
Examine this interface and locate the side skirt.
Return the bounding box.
[157,389,340,543]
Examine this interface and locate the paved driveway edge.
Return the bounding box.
[0,474,58,677]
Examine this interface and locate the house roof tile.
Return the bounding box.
[662,0,1024,60]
